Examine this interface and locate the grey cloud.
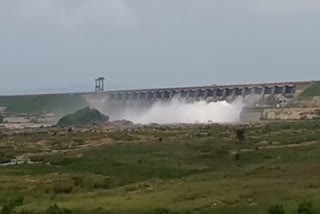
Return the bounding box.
[1,0,136,39]
[244,0,320,15]
[0,0,320,95]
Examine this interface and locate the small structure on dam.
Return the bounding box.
[95,77,105,92]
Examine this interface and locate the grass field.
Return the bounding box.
[0,120,320,213]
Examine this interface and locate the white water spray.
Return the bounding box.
[119,99,244,124]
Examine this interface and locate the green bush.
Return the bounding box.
[314,109,320,116]
[71,176,84,187]
[46,204,72,214]
[236,129,245,142]
[57,107,109,127]
[1,196,24,214]
[268,204,285,214]
[90,207,110,214]
[297,201,313,214]
[43,154,71,166]
[0,156,12,164]
[29,155,45,162]
[18,210,35,214]
[154,208,170,214]
[52,182,74,194]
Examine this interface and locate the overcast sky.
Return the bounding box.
[1,0,320,95]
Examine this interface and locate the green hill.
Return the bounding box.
[57,107,109,127]
[0,94,89,115]
[299,81,320,97]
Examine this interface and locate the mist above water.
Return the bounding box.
[119,99,244,124]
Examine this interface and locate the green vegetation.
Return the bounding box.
[268,204,284,214]
[0,120,320,213]
[57,107,109,127]
[299,81,320,97]
[0,94,88,114]
[297,201,314,214]
[46,204,72,214]
[1,196,24,214]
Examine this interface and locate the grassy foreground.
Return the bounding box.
[1,120,320,213]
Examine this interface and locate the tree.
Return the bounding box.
[236,129,245,142]
[265,124,272,137]
[0,115,4,124]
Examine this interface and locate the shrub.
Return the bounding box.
[314,109,320,116]
[29,155,45,162]
[46,204,72,214]
[215,147,229,158]
[154,208,170,214]
[18,210,35,214]
[71,176,84,187]
[1,196,24,214]
[234,152,240,161]
[52,182,74,194]
[297,201,313,214]
[90,207,109,214]
[43,154,71,166]
[0,156,12,164]
[57,107,109,127]
[236,129,245,142]
[268,204,285,214]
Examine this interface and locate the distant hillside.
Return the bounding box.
[0,94,89,115]
[299,81,320,97]
[288,82,320,107]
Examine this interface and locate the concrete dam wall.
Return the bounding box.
[0,81,314,122]
[82,81,312,120]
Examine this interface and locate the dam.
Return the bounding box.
[83,81,311,105]
[0,80,317,122]
[79,81,313,119]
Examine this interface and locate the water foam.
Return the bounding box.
[120,99,244,124]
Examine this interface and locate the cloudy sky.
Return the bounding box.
[1,0,320,94]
